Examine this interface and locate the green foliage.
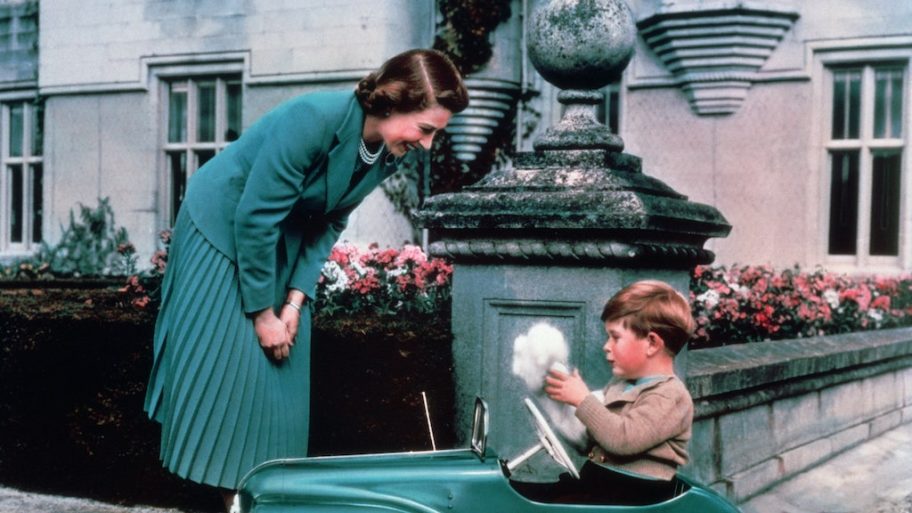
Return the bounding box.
[0,197,137,280]
[434,0,512,75]
[43,197,136,277]
[422,0,515,202]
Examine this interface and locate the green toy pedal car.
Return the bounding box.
[234,397,741,513]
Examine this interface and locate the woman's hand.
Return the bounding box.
[545,369,591,407]
[280,291,307,343]
[254,308,291,361]
[279,303,301,343]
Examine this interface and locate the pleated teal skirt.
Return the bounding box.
[144,209,311,489]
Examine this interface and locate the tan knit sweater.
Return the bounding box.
[575,375,693,481]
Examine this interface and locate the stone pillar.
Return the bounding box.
[416,0,731,480]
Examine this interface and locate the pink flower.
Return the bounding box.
[150,250,168,273]
[871,295,891,311]
[131,296,151,309]
[395,245,428,266]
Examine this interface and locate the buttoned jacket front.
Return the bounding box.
[182,90,398,313]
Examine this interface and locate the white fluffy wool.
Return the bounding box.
[511,322,590,451]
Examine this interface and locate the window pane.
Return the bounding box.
[608,89,619,135]
[169,152,187,225]
[168,86,187,143]
[197,81,216,142]
[31,101,43,156]
[8,103,23,157]
[869,152,901,256]
[226,81,242,142]
[848,72,860,138]
[832,73,846,139]
[9,165,23,243]
[874,68,903,139]
[891,71,903,138]
[196,149,215,170]
[874,71,887,138]
[31,163,42,243]
[828,151,859,255]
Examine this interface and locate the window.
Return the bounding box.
[598,81,621,135]
[163,76,242,224]
[1,100,43,253]
[825,64,906,265]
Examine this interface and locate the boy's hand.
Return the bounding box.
[545,369,591,407]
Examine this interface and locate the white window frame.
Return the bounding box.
[151,60,245,228]
[0,95,43,256]
[811,39,912,273]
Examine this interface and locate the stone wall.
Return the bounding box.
[39,0,433,90]
[684,327,912,503]
[36,1,429,262]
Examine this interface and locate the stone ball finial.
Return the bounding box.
[528,0,637,91]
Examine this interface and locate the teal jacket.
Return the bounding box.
[183,90,399,314]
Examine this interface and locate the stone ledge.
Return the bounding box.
[687,327,912,418]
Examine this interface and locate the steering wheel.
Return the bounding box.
[523,397,580,479]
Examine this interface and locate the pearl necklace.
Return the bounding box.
[358,138,384,165]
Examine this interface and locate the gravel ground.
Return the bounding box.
[0,486,193,513]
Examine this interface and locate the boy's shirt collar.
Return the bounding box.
[623,375,671,392]
[605,374,678,403]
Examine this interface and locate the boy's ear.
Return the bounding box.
[645,332,667,356]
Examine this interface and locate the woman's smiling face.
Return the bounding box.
[376,104,452,157]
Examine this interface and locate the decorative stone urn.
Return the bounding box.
[415,0,731,480]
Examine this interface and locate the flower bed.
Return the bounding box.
[690,265,912,348]
[316,243,452,318]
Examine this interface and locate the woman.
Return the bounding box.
[143,49,468,509]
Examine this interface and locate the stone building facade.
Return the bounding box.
[0,0,910,275]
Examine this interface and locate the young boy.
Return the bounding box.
[544,279,695,506]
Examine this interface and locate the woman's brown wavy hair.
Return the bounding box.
[356,49,468,116]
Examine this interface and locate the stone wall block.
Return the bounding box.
[718,404,774,476]
[868,373,900,417]
[778,438,831,476]
[771,393,825,451]
[819,381,867,433]
[902,405,912,423]
[901,367,912,407]
[828,423,871,455]
[869,410,903,438]
[683,418,717,484]
[728,457,782,503]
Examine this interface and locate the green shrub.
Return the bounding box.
[0,197,137,280]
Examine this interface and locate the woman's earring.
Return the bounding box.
[384,111,391,118]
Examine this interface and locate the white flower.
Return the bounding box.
[696,289,721,309]
[722,274,749,298]
[322,261,349,293]
[350,259,367,277]
[868,309,883,323]
[823,288,840,309]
